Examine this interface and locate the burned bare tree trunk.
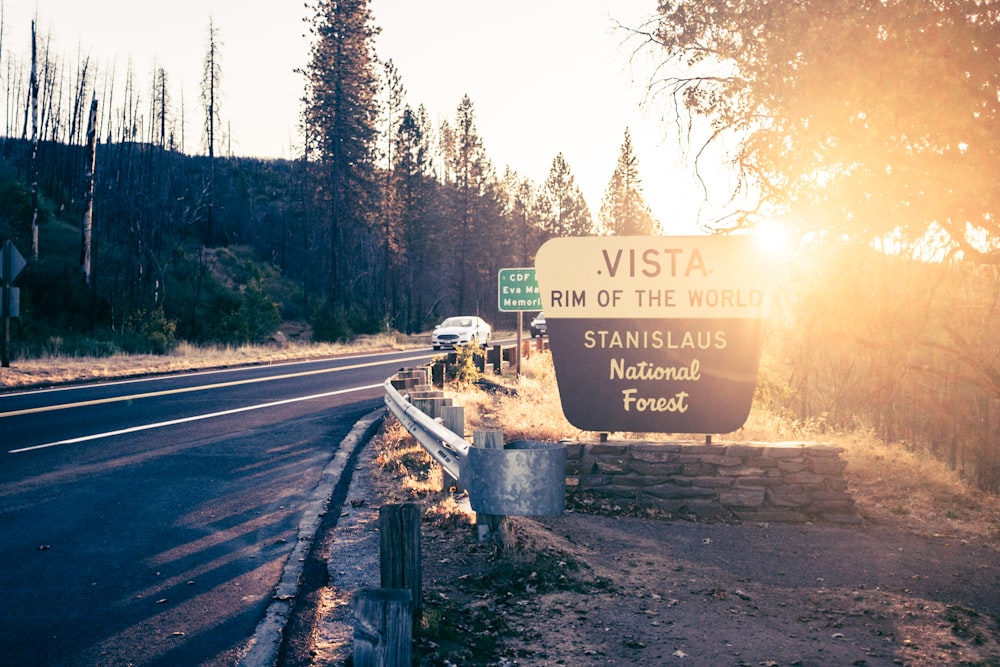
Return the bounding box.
[81,95,98,286]
[29,20,40,260]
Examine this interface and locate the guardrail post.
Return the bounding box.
[487,344,502,374]
[431,361,445,388]
[352,588,412,667]
[441,405,465,438]
[379,503,422,620]
[440,403,465,491]
[473,429,504,543]
[439,406,465,491]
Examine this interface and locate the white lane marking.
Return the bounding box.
[0,354,430,418]
[8,383,384,454]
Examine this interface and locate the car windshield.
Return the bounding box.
[440,317,473,328]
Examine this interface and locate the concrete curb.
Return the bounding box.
[239,407,386,667]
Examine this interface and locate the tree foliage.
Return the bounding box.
[647,0,1000,257]
[439,95,503,313]
[0,5,583,346]
[599,128,658,235]
[539,153,594,238]
[302,0,381,307]
[771,239,1000,491]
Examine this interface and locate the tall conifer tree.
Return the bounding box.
[599,128,658,236]
[541,152,594,237]
[440,95,496,313]
[394,104,438,332]
[302,0,380,308]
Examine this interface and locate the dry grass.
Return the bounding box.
[448,351,1000,540]
[0,333,425,390]
[371,418,445,495]
[732,404,1000,538]
[369,351,1000,667]
[458,352,592,442]
[839,430,1000,539]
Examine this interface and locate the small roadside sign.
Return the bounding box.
[2,240,26,368]
[1,240,26,285]
[497,268,542,312]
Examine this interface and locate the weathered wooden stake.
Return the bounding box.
[379,503,422,618]
[352,588,412,667]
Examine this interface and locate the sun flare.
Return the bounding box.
[751,219,792,257]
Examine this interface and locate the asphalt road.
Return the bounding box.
[0,348,435,666]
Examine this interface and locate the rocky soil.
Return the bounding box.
[282,433,1000,667]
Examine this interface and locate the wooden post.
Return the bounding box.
[473,430,504,543]
[440,405,465,491]
[352,588,412,667]
[487,344,502,374]
[441,405,465,437]
[379,503,422,619]
[431,361,445,387]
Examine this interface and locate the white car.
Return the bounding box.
[432,316,492,350]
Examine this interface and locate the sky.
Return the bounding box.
[3,0,718,234]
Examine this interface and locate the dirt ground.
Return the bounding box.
[288,437,1000,667]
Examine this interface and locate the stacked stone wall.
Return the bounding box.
[565,441,860,523]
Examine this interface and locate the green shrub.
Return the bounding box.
[122,308,177,355]
[223,279,281,344]
[311,299,352,342]
[449,344,484,385]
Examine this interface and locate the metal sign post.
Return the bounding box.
[498,268,542,376]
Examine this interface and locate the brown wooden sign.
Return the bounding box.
[534,236,776,433]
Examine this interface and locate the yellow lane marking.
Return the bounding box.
[0,354,430,419]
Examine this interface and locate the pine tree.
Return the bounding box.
[440,95,497,313]
[500,167,543,265]
[394,104,440,332]
[377,59,406,325]
[599,128,658,236]
[540,152,594,237]
[152,66,170,149]
[302,0,380,309]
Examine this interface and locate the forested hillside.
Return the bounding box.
[0,126,551,353]
[2,0,1000,495]
[0,3,635,356]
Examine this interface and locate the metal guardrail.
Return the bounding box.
[383,376,469,481]
[384,368,566,517]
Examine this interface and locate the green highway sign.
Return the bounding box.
[498,268,542,312]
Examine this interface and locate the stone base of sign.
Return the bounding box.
[564,440,861,523]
